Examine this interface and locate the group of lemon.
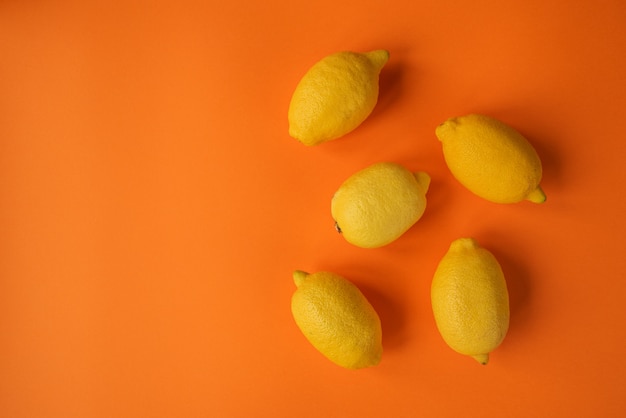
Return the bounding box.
[287,50,546,369]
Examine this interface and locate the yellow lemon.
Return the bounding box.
[288,50,390,146]
[331,162,430,248]
[436,114,546,204]
[431,238,510,365]
[290,270,382,369]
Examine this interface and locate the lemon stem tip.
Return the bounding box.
[450,237,479,251]
[293,270,309,287]
[526,186,547,203]
[366,49,390,70]
[434,118,457,141]
[472,354,489,365]
[413,171,431,193]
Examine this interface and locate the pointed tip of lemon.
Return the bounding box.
[293,270,309,287]
[365,49,390,70]
[343,343,383,370]
[472,353,489,365]
[450,237,480,251]
[413,171,431,193]
[288,126,323,146]
[526,185,547,203]
[435,117,458,141]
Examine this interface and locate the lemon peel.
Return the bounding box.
[436,114,546,204]
[431,238,510,365]
[291,270,382,369]
[288,50,390,146]
[331,162,430,248]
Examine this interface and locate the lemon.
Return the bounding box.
[290,270,382,369]
[431,238,510,365]
[436,114,546,204]
[331,162,430,248]
[288,50,390,146]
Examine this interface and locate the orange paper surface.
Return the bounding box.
[2,1,626,417]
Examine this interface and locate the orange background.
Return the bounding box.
[2,1,626,417]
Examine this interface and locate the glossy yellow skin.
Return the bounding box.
[331,162,430,248]
[431,238,510,365]
[436,114,546,204]
[288,50,390,145]
[291,270,382,369]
